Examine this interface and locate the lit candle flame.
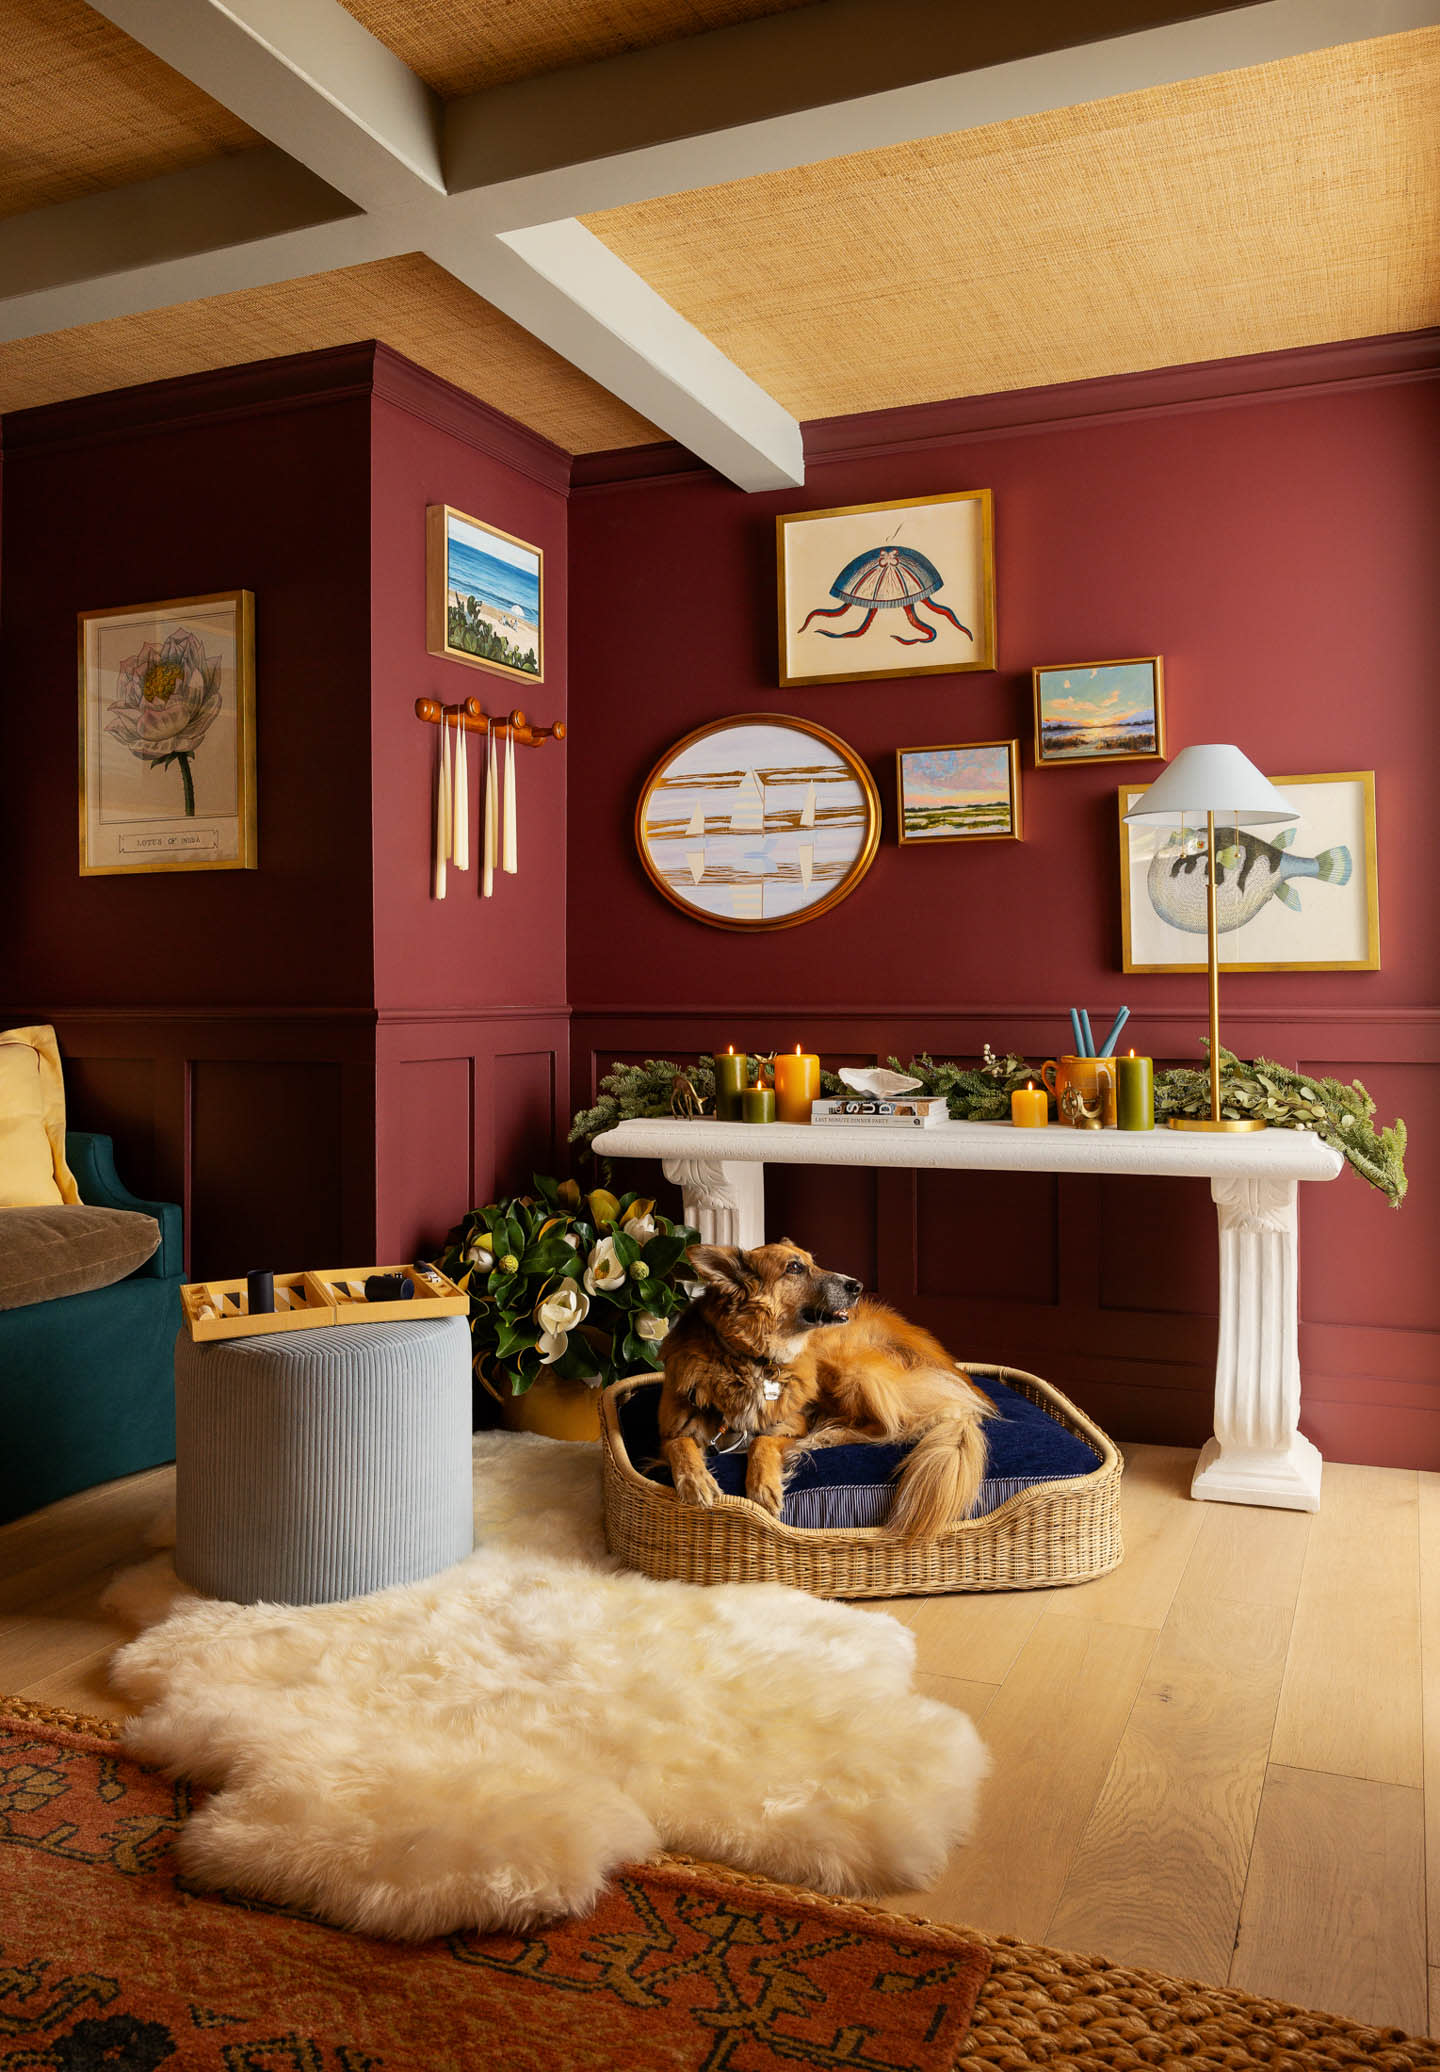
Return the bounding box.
[795,1043,802,1054]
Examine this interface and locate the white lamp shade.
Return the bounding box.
[1123,743,1299,827]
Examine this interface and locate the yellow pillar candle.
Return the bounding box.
[1116,1051,1154,1130]
[712,1046,748,1120]
[1011,1082,1049,1128]
[742,1085,777,1123]
[773,1044,821,1123]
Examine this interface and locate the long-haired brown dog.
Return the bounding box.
[659,1241,992,1541]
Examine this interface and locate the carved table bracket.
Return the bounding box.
[662,1157,766,1250]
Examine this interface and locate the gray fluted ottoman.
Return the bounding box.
[174,1315,474,1605]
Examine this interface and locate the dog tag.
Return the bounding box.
[762,1380,782,1401]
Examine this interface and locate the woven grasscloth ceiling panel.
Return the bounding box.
[337,0,822,97]
[1,0,259,220]
[584,29,1440,420]
[0,254,661,451]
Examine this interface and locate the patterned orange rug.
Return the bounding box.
[0,1706,990,2070]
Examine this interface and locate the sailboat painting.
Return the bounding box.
[636,715,882,931]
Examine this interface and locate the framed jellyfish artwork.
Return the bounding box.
[635,714,881,931]
[776,490,995,688]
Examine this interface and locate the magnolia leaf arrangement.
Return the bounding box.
[571,1047,1407,1208]
[437,1174,700,1399]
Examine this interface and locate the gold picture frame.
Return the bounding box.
[635,712,881,932]
[776,489,996,687]
[1119,770,1380,973]
[78,589,256,876]
[896,739,1022,845]
[1033,655,1165,765]
[426,503,543,684]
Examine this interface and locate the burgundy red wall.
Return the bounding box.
[0,344,568,1277]
[567,333,1440,1466]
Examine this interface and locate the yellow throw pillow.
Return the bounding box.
[0,1026,80,1208]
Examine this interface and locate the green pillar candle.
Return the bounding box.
[742,1086,777,1124]
[712,1048,748,1120]
[1116,1052,1154,1130]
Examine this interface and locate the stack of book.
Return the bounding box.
[809,1096,950,1129]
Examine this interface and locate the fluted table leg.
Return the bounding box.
[662,1156,765,1250]
[1190,1174,1322,1512]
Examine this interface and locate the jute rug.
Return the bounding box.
[3,1701,1437,2072]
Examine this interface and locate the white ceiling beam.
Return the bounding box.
[447,0,1440,221]
[447,222,803,489]
[87,0,445,211]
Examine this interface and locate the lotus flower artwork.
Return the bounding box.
[106,627,223,818]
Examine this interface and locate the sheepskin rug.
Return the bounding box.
[105,1433,989,1942]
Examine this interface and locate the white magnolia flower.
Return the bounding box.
[584,1235,626,1294]
[634,1312,669,1343]
[534,1281,590,1339]
[537,1328,568,1365]
[466,1237,495,1266]
[623,1213,657,1243]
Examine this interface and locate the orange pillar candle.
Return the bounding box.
[712,1046,748,1120]
[1011,1081,1049,1128]
[773,1044,821,1123]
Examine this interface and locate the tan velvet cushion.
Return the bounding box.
[0,1026,80,1208]
[0,1205,160,1310]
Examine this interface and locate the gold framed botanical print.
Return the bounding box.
[635,713,881,930]
[79,590,256,875]
[426,504,543,683]
[896,739,1022,844]
[1119,770,1380,972]
[777,489,996,687]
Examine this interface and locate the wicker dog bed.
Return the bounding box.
[599,1365,1123,1599]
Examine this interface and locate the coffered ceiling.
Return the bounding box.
[0,0,1434,481]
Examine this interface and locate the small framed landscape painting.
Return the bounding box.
[1033,656,1164,765]
[1118,770,1380,972]
[777,489,995,687]
[426,504,543,684]
[79,589,256,875]
[635,713,881,931]
[896,739,1022,845]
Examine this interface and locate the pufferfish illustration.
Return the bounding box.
[1148,826,1352,935]
[797,545,972,646]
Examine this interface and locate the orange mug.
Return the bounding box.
[1040,1055,1117,1127]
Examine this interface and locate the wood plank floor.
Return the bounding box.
[1,1444,1435,2035]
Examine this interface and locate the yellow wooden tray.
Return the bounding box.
[181,1263,469,1341]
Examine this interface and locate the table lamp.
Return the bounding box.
[1123,744,1298,1132]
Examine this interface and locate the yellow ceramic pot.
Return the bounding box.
[495,1372,602,1443]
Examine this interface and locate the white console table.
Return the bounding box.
[591,1116,1345,1512]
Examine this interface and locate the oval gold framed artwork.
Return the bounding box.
[635,713,882,932]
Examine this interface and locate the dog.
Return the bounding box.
[658,1241,993,1541]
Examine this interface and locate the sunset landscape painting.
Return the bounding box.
[1033,657,1164,764]
[896,740,1021,844]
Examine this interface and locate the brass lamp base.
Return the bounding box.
[1169,1117,1267,1133]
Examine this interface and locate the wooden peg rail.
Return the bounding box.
[414,696,565,748]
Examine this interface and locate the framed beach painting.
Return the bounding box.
[896,740,1022,845]
[1119,770,1380,972]
[1034,656,1165,765]
[426,504,543,684]
[79,589,255,875]
[635,713,881,931]
[776,489,995,687]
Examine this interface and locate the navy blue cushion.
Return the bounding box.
[619,1374,1099,1530]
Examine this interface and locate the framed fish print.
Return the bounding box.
[79,589,256,875]
[1118,771,1380,972]
[1034,656,1165,765]
[635,713,881,931]
[426,504,542,684]
[897,740,1022,844]
[776,490,996,687]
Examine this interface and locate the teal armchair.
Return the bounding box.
[0,1132,183,1524]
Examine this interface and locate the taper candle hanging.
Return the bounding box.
[482,721,498,898]
[502,721,517,876]
[433,708,452,900]
[452,710,469,872]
